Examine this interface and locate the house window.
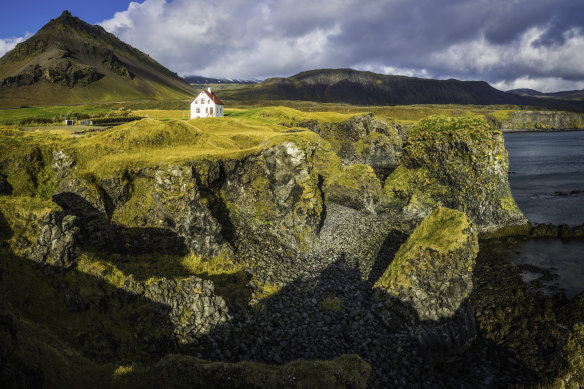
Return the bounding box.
[208,100,211,104]
[206,107,208,113]
[196,108,200,113]
[195,100,198,104]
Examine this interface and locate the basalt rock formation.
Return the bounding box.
[374,207,478,352]
[1,109,552,387]
[497,110,584,131]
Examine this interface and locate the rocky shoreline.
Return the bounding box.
[497,110,584,131]
[1,111,583,388]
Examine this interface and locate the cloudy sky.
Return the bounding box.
[2,0,584,92]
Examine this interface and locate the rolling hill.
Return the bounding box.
[508,88,584,101]
[183,75,258,85]
[0,11,195,108]
[228,68,584,111]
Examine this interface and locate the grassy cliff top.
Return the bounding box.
[0,106,353,179]
[409,115,497,136]
[402,207,470,253]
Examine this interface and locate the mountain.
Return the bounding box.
[183,75,258,84]
[0,11,195,108]
[506,88,545,97]
[508,88,584,101]
[229,68,584,110]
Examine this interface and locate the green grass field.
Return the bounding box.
[0,99,527,127]
[0,105,113,125]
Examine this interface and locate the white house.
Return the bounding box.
[190,88,225,119]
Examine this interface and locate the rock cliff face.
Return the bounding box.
[0,110,532,387]
[374,207,478,351]
[0,198,77,268]
[385,116,527,234]
[292,113,402,179]
[498,111,584,130]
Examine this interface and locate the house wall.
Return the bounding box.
[190,91,224,119]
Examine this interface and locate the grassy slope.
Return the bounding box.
[0,12,195,108]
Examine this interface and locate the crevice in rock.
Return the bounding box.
[192,164,237,250]
[316,174,326,234]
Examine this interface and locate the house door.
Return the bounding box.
[210,108,214,116]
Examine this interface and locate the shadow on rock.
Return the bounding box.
[53,192,188,255]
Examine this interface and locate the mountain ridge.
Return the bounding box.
[183,75,258,84]
[228,68,584,111]
[0,11,195,108]
[508,88,584,101]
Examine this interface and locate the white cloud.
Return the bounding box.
[430,26,584,90]
[492,77,584,93]
[96,0,584,91]
[99,0,349,79]
[353,64,433,79]
[0,33,31,58]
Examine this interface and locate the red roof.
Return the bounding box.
[202,90,224,106]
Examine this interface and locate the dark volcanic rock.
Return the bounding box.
[295,114,402,179]
[0,172,12,195]
[386,116,528,234]
[374,207,479,352]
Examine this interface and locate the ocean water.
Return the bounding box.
[504,131,584,226]
[502,239,584,299]
[502,130,584,299]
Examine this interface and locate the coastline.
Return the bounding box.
[501,127,584,133]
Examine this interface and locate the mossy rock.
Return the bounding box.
[383,116,526,232]
[0,196,61,256]
[375,207,478,321]
[325,164,382,213]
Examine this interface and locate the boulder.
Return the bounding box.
[384,116,527,234]
[374,207,478,351]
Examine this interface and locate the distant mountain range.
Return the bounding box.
[183,75,258,85]
[226,69,584,111]
[0,11,195,108]
[507,88,584,101]
[1,12,583,112]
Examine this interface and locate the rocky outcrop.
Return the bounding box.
[374,207,479,351]
[385,116,527,234]
[34,212,77,267]
[498,111,584,131]
[295,114,402,179]
[139,277,230,343]
[324,164,382,214]
[222,142,323,254]
[0,199,78,267]
[149,165,232,257]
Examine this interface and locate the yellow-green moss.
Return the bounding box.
[0,197,61,254]
[326,164,378,191]
[253,281,282,300]
[75,254,127,289]
[111,177,153,227]
[479,223,532,240]
[321,297,343,312]
[375,207,472,291]
[488,109,514,122]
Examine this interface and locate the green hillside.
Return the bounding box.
[226,68,584,111]
[0,11,195,108]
